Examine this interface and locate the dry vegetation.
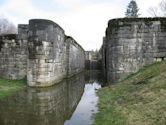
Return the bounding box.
[94,61,166,125]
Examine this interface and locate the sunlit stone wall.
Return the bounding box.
[27,19,67,87]
[103,18,166,83]
[27,19,85,87]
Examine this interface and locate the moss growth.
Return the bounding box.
[160,20,166,32]
[107,18,166,34]
[94,61,166,125]
[0,78,26,99]
[144,19,153,27]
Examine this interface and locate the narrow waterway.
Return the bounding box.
[0,71,103,125]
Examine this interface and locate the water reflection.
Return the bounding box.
[85,71,104,84]
[0,71,102,125]
[65,71,101,125]
[0,73,85,125]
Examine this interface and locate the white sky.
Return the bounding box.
[0,0,162,50]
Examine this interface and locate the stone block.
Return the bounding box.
[103,18,166,84]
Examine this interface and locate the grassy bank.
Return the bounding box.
[94,61,166,125]
[0,78,26,99]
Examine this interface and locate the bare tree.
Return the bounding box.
[148,0,166,17]
[148,7,159,17]
[0,17,17,35]
[160,0,166,16]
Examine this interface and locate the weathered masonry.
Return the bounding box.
[0,19,85,87]
[102,18,166,84]
[85,51,101,70]
[0,25,28,80]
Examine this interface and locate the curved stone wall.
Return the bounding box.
[0,19,85,87]
[27,19,67,87]
[103,18,166,83]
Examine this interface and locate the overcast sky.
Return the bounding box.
[0,0,162,50]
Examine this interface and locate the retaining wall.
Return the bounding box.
[103,18,166,83]
[0,24,28,79]
[27,19,67,87]
[66,36,85,77]
[0,19,85,87]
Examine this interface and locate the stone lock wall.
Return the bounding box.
[66,36,85,77]
[103,18,166,83]
[0,24,28,79]
[0,19,85,87]
[27,19,67,87]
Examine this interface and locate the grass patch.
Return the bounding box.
[94,61,166,125]
[0,78,26,99]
